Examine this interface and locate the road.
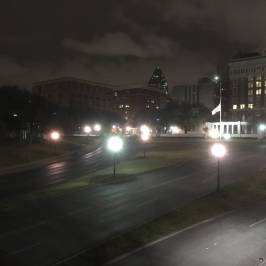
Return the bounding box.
[111,204,266,266]
[0,138,265,265]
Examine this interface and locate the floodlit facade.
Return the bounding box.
[229,54,266,131]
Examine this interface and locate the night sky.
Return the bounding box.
[0,0,265,89]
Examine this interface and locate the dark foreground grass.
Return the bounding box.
[56,173,266,266]
[0,136,94,168]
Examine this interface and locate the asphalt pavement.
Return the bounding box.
[0,138,265,266]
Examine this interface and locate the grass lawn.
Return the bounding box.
[0,136,98,168]
[57,170,266,266]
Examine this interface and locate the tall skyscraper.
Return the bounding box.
[148,66,169,95]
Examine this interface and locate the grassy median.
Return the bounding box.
[0,147,205,211]
[55,171,266,266]
[0,136,96,169]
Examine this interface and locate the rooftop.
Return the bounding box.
[32,77,119,89]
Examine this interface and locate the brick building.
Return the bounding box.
[114,86,167,124]
[32,77,117,112]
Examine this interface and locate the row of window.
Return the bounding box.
[247,80,266,88]
[119,104,130,109]
[233,88,266,97]
[233,104,253,110]
[231,66,266,75]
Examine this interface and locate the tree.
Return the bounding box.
[159,101,210,133]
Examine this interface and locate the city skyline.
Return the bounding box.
[1,1,266,88]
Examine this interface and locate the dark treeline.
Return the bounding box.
[0,86,122,142]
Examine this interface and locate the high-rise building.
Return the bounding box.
[148,66,169,95]
[171,78,216,110]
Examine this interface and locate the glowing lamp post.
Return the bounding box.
[84,125,92,134]
[50,131,61,154]
[140,133,150,158]
[94,124,102,133]
[211,143,226,193]
[107,136,124,177]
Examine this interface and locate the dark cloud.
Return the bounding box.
[63,32,174,58]
[0,0,265,88]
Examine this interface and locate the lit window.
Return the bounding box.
[233,105,237,110]
[256,81,262,87]
[256,89,262,95]
[248,90,253,95]
[156,106,160,110]
[119,104,123,108]
[146,105,150,108]
[264,81,266,87]
[248,104,253,109]
[248,82,253,88]
[114,91,118,97]
[240,104,245,109]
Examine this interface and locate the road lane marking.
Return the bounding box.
[136,198,155,208]
[0,221,46,238]
[6,242,41,256]
[141,175,189,192]
[249,217,266,228]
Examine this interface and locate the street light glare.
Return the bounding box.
[223,133,231,140]
[84,125,92,134]
[140,125,150,135]
[259,124,266,131]
[213,75,220,82]
[107,136,123,153]
[94,124,101,132]
[209,128,219,139]
[141,133,150,142]
[50,131,60,141]
[211,143,226,158]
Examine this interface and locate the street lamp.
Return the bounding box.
[94,123,102,132]
[211,143,226,193]
[140,132,150,158]
[259,124,266,131]
[84,125,92,134]
[213,74,222,140]
[223,133,231,141]
[50,130,61,154]
[107,136,124,177]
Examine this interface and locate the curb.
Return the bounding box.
[106,210,234,265]
[0,146,103,177]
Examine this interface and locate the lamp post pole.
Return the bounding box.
[219,80,222,140]
[113,154,116,177]
[107,136,123,178]
[211,143,226,193]
[217,159,220,193]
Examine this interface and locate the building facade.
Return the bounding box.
[114,86,167,124]
[171,78,216,110]
[32,77,117,112]
[229,54,266,130]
